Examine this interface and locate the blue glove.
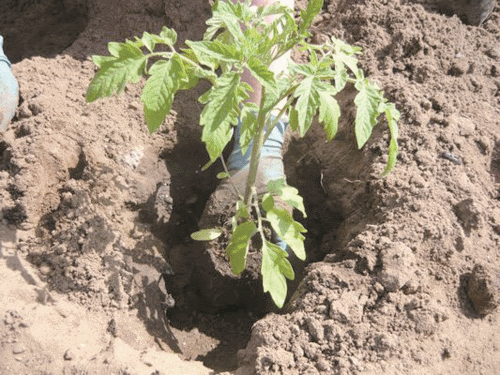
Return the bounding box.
[0,35,19,132]
[227,112,290,252]
[227,112,288,180]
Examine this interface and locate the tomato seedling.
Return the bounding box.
[87,0,399,308]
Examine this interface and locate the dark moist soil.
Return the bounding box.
[1,0,500,374]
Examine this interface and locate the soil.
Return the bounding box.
[1,0,500,374]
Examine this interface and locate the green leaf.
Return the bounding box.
[186,40,242,69]
[266,208,306,261]
[267,180,307,217]
[334,39,361,77]
[205,0,245,42]
[217,172,229,179]
[262,194,274,212]
[226,221,256,275]
[200,72,241,161]
[191,228,223,241]
[333,63,348,93]
[267,178,287,191]
[140,31,155,53]
[141,55,186,133]
[354,79,383,149]
[289,107,299,132]
[261,240,294,308]
[293,76,320,137]
[201,116,234,163]
[381,102,400,176]
[232,199,250,231]
[318,91,340,141]
[246,57,277,96]
[86,42,146,102]
[299,0,323,34]
[159,26,178,45]
[239,105,258,155]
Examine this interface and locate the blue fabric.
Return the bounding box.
[227,113,288,175]
[0,35,19,132]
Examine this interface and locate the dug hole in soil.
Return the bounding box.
[1,0,500,374]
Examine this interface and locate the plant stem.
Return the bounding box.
[243,88,268,206]
[219,155,242,197]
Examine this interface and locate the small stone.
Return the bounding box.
[448,59,469,76]
[402,278,420,295]
[12,344,25,354]
[454,235,465,252]
[18,105,33,119]
[442,347,452,359]
[407,309,438,336]
[410,174,427,188]
[378,242,417,292]
[64,349,74,361]
[316,359,330,372]
[467,264,500,316]
[107,318,118,337]
[450,115,475,137]
[39,262,52,276]
[454,199,482,233]
[28,102,43,116]
[329,291,365,324]
[486,48,500,60]
[414,150,435,167]
[373,282,385,295]
[305,317,324,342]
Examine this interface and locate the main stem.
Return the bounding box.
[243,88,268,207]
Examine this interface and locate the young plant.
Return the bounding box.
[86,0,399,308]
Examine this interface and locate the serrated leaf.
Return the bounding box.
[261,240,294,308]
[354,80,383,149]
[191,228,223,241]
[201,116,234,162]
[246,57,277,96]
[260,1,291,17]
[334,39,361,77]
[267,180,307,217]
[204,0,245,42]
[318,91,340,141]
[87,43,146,102]
[279,186,307,217]
[226,221,256,275]
[186,40,242,69]
[141,55,186,133]
[239,105,258,155]
[185,41,218,70]
[289,61,316,77]
[200,72,241,161]
[266,208,306,261]
[91,55,115,68]
[333,63,348,93]
[293,76,320,137]
[381,102,400,176]
[267,178,286,191]
[159,26,177,45]
[262,76,290,113]
[299,0,323,34]
[141,31,155,53]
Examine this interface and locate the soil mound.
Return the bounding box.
[1,0,499,374]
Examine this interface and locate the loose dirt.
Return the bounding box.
[1,0,500,374]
